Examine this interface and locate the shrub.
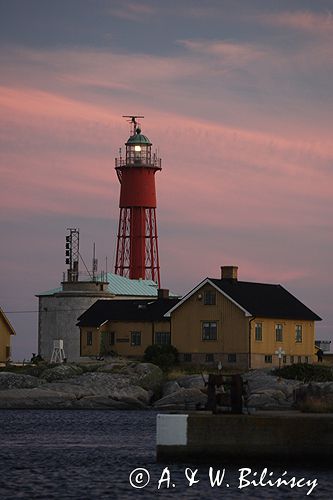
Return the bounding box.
[143,344,178,371]
[99,332,117,357]
[273,363,333,383]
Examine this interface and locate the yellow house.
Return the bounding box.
[166,266,321,369]
[0,307,16,363]
[78,292,179,358]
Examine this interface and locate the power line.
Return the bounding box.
[2,308,96,314]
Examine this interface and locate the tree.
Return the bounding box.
[144,344,178,371]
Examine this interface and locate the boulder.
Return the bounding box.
[0,372,45,390]
[247,389,292,410]
[162,380,181,397]
[121,362,164,392]
[177,374,206,389]
[243,369,301,409]
[154,387,207,409]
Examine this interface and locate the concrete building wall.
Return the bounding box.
[38,294,113,362]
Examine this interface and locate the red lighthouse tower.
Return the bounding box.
[114,116,161,286]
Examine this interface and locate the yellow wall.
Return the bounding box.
[80,320,171,357]
[250,317,315,368]
[171,283,248,354]
[0,313,13,362]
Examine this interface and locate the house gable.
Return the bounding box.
[0,308,16,336]
[164,278,252,318]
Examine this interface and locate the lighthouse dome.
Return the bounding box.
[126,128,152,146]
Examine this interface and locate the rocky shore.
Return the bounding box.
[0,361,332,411]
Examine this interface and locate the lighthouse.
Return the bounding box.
[114,116,161,286]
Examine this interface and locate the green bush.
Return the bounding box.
[273,363,333,383]
[99,332,117,357]
[144,344,178,371]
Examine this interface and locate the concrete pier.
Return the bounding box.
[156,412,333,462]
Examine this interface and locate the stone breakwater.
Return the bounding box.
[0,363,332,411]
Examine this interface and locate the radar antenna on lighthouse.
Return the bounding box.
[114,116,161,286]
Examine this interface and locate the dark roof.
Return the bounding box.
[209,279,322,321]
[77,298,179,327]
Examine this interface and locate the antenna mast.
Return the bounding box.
[122,115,145,135]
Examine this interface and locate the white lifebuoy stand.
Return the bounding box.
[50,339,66,364]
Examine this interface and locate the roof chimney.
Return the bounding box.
[157,288,169,299]
[221,266,238,281]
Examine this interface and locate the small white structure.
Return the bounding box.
[50,339,66,364]
[275,347,286,369]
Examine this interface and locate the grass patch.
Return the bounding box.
[166,364,244,380]
[273,363,333,383]
[298,398,333,413]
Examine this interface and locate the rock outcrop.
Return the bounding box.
[0,372,45,390]
[40,364,83,382]
[2,364,329,412]
[154,387,207,410]
[0,366,153,409]
[244,369,301,410]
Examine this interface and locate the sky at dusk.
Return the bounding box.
[0,0,332,359]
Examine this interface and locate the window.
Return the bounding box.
[107,332,115,346]
[183,353,192,362]
[275,324,283,342]
[202,321,217,341]
[131,331,141,346]
[265,355,272,364]
[283,355,287,364]
[86,331,93,346]
[205,353,214,363]
[305,356,309,364]
[155,332,171,345]
[204,290,216,305]
[255,323,262,341]
[228,353,237,363]
[295,325,303,343]
[290,355,295,364]
[297,356,302,364]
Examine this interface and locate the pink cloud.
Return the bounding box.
[109,1,156,21]
[261,10,333,35]
[178,39,265,62]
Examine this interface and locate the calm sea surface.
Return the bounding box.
[0,410,332,499]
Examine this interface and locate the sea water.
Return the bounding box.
[0,410,331,499]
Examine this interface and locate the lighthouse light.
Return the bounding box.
[134,145,141,152]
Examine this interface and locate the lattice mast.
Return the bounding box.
[114,116,161,286]
[65,228,79,282]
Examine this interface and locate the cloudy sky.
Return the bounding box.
[1,0,332,359]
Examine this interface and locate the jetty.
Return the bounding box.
[156,411,333,462]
